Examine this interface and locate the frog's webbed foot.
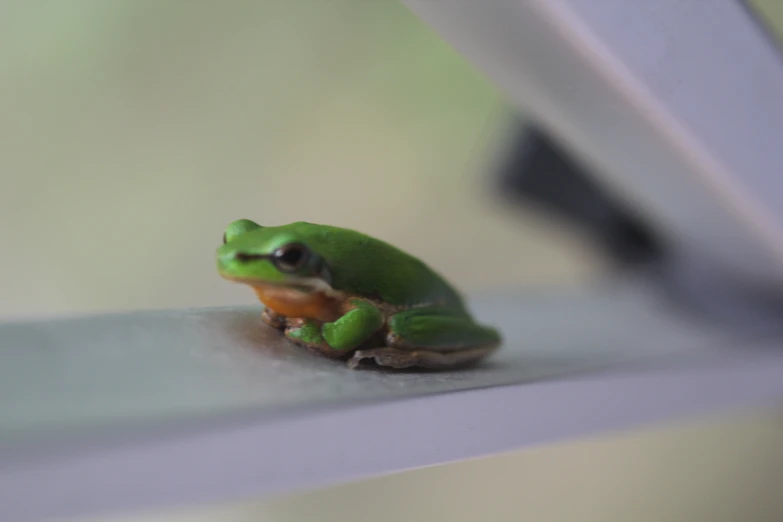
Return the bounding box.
[262,307,287,330]
[347,345,496,370]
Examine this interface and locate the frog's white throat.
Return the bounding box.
[275,276,344,299]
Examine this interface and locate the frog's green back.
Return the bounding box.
[277,222,468,312]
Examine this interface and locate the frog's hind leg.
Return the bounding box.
[347,307,501,370]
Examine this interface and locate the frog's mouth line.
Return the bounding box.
[219,275,314,293]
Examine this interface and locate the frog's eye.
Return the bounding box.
[272,243,310,273]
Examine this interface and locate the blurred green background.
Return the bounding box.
[2,1,783,521]
[0,0,604,320]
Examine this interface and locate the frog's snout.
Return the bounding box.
[216,248,239,273]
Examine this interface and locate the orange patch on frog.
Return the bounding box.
[252,285,342,323]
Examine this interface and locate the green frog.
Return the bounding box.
[216,219,501,370]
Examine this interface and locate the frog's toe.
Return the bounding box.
[285,331,347,359]
[283,320,354,360]
[262,307,287,330]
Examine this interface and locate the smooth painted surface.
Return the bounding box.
[0,278,757,446]
[2,279,783,521]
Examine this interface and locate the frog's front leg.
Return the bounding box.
[348,306,501,370]
[284,299,384,359]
